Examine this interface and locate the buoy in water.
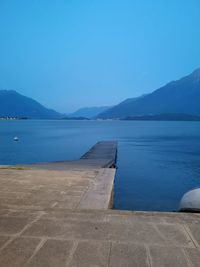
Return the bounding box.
[179,188,200,212]
[13,136,19,141]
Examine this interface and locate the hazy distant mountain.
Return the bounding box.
[97,68,200,119]
[68,106,110,119]
[0,90,62,119]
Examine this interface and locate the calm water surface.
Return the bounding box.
[1,120,200,212]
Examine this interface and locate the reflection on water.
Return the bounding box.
[0,120,200,211]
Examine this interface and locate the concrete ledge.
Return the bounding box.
[78,168,116,210]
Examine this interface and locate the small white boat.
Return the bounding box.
[13,136,19,141]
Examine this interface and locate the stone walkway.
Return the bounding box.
[0,209,200,266]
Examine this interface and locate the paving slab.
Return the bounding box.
[27,239,74,267]
[0,236,10,249]
[109,242,149,267]
[68,241,110,267]
[186,224,200,247]
[0,237,41,267]
[184,247,200,267]
[155,223,194,247]
[0,216,30,235]
[149,246,190,267]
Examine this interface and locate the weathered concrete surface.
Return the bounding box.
[0,167,115,211]
[0,209,200,266]
[0,165,199,267]
[0,141,200,266]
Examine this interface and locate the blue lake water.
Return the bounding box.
[0,120,200,212]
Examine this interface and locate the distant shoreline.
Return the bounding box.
[120,113,200,121]
[1,113,200,121]
[0,117,18,120]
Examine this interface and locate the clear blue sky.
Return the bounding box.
[0,0,200,113]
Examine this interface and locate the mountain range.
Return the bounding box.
[0,90,62,119]
[1,68,200,120]
[97,68,200,119]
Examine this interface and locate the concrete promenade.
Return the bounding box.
[0,141,200,266]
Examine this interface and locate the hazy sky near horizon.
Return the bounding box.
[0,1,200,113]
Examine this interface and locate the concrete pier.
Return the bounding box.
[0,141,200,266]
